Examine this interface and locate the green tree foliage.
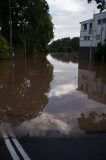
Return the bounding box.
[88,0,106,11]
[71,37,79,52]
[0,35,9,60]
[0,0,54,54]
[49,37,79,53]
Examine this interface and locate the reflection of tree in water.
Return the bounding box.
[78,111,106,134]
[0,56,53,125]
[51,53,78,63]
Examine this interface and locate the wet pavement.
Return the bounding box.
[0,133,106,160]
[20,134,106,160]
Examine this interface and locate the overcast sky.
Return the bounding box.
[47,0,99,40]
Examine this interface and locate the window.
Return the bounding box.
[84,36,90,40]
[89,23,92,33]
[83,23,87,30]
[102,18,106,24]
[98,19,101,25]
[96,35,100,40]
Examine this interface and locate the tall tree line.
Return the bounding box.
[0,0,54,54]
[49,37,79,53]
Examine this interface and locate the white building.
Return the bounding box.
[80,11,106,49]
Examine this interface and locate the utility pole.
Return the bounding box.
[9,0,13,57]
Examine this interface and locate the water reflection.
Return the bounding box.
[78,59,106,104]
[0,56,53,125]
[78,111,106,134]
[0,53,106,137]
[51,53,78,63]
[45,55,106,135]
[77,58,106,133]
[47,54,78,97]
[15,112,71,138]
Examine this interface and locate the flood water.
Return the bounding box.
[0,54,106,138]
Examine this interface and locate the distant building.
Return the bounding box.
[79,11,106,58]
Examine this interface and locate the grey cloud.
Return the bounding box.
[47,0,98,39]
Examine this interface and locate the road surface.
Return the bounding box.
[0,132,106,160]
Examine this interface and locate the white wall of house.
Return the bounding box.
[80,19,93,47]
[93,12,106,46]
[80,11,106,48]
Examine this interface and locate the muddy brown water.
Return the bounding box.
[0,54,106,138]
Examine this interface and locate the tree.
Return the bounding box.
[0,0,54,54]
[88,0,106,11]
[49,38,71,52]
[49,37,79,53]
[71,37,79,52]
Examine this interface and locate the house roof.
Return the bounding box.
[94,10,106,16]
[80,11,106,24]
[80,19,93,24]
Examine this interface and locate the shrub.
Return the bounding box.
[0,35,9,60]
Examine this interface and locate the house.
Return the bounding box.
[79,11,106,59]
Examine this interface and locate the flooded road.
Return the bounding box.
[0,54,106,138]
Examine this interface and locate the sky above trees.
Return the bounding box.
[47,0,99,40]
